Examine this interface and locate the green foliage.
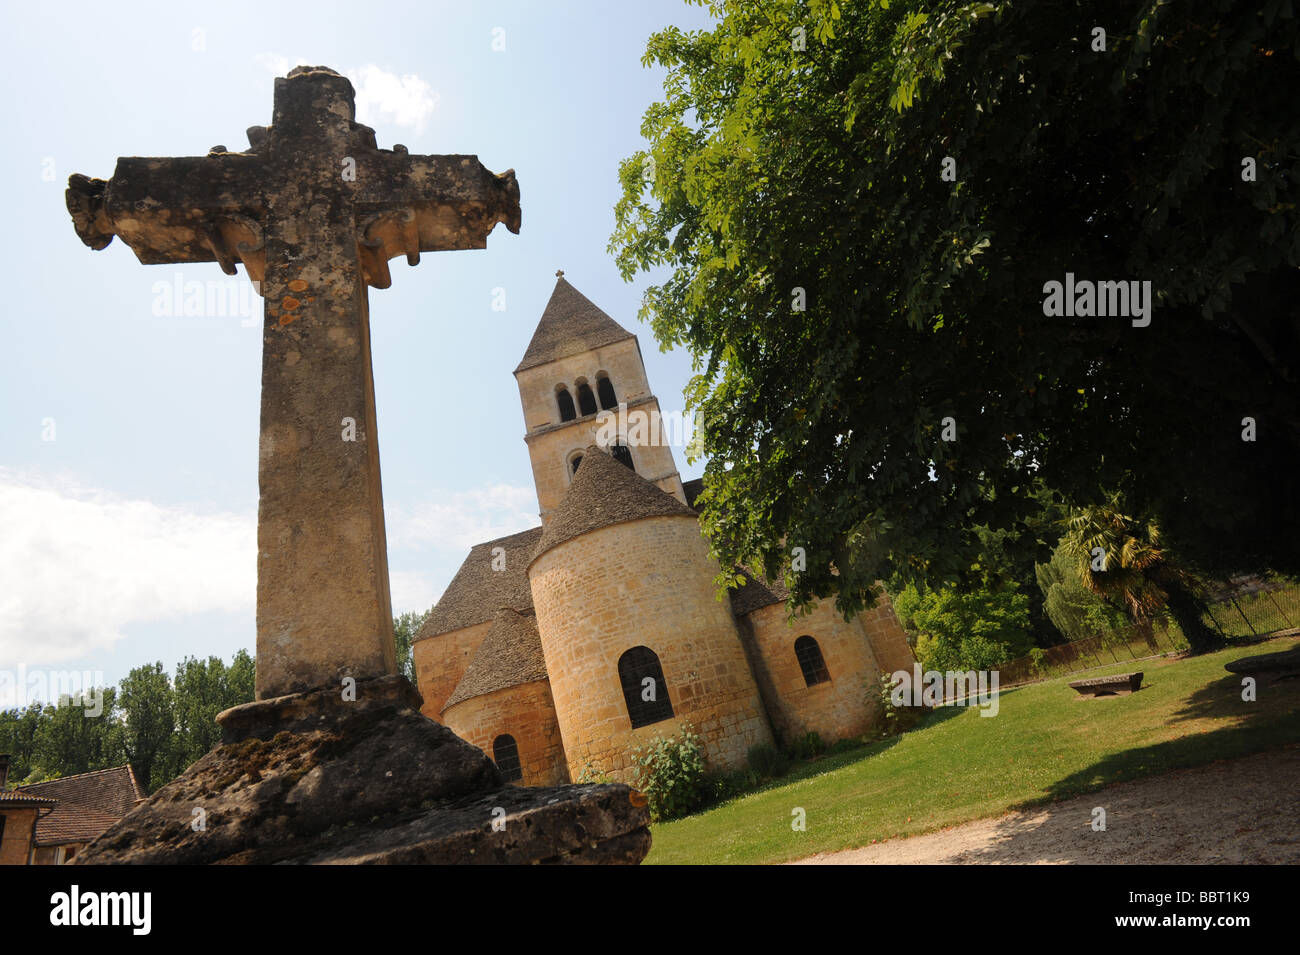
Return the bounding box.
[1056,493,1222,654]
[894,582,1032,670]
[171,652,256,771]
[392,610,428,683]
[704,766,761,804]
[875,672,924,736]
[746,742,790,779]
[116,662,177,793]
[632,724,708,822]
[577,763,612,784]
[1036,540,1129,643]
[787,731,826,760]
[612,0,1300,623]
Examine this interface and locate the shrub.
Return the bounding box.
[746,743,790,779]
[704,767,760,804]
[577,763,611,784]
[876,671,925,737]
[894,582,1033,671]
[631,724,707,822]
[787,731,825,760]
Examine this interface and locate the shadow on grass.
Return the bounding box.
[1014,673,1300,812]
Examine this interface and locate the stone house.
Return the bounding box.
[0,756,145,864]
[412,276,916,785]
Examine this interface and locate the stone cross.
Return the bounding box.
[67,66,520,701]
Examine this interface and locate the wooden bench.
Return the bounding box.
[1069,671,1144,697]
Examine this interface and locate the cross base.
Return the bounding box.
[75,677,651,865]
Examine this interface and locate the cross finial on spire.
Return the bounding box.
[555,269,564,278]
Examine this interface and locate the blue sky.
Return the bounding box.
[0,0,715,704]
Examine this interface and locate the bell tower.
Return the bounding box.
[514,272,686,525]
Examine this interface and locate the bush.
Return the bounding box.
[704,767,760,804]
[577,763,611,784]
[787,731,825,760]
[746,743,790,779]
[631,724,707,822]
[876,671,925,737]
[894,582,1033,671]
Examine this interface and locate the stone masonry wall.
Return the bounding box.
[412,619,491,721]
[530,516,774,783]
[442,680,570,787]
[516,338,684,521]
[744,599,892,746]
[0,807,37,865]
[862,591,918,677]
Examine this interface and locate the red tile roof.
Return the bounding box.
[15,765,145,846]
[0,791,56,807]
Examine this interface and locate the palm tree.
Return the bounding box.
[1060,492,1223,655]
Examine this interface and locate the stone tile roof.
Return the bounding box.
[682,477,704,509]
[415,526,543,641]
[17,764,144,846]
[728,568,791,617]
[514,276,635,373]
[531,446,698,563]
[442,608,549,711]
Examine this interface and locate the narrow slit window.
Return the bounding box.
[557,386,576,422]
[493,734,523,782]
[596,375,617,410]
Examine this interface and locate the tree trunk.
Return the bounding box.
[1161,577,1224,655]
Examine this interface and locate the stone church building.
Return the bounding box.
[412,275,916,785]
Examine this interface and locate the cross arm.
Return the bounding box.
[67,153,269,279]
[348,152,519,287]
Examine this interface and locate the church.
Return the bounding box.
[412,274,917,786]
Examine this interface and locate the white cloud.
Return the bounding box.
[387,483,539,553]
[253,52,308,77]
[0,470,535,672]
[389,570,436,616]
[346,65,438,134]
[0,470,256,669]
[253,56,439,134]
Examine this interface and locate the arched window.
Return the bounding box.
[570,453,583,475]
[493,734,523,782]
[611,443,635,471]
[618,646,674,729]
[556,386,576,422]
[596,374,618,411]
[794,636,830,687]
[576,381,598,417]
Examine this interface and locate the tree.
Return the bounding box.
[172,652,255,773]
[1058,493,1223,654]
[116,663,176,793]
[0,704,50,783]
[31,689,121,780]
[611,0,1300,622]
[393,611,428,683]
[1035,540,1129,643]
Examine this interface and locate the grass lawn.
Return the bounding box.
[645,633,1300,865]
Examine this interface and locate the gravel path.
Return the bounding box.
[789,743,1300,865]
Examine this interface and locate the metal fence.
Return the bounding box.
[993,577,1300,689]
